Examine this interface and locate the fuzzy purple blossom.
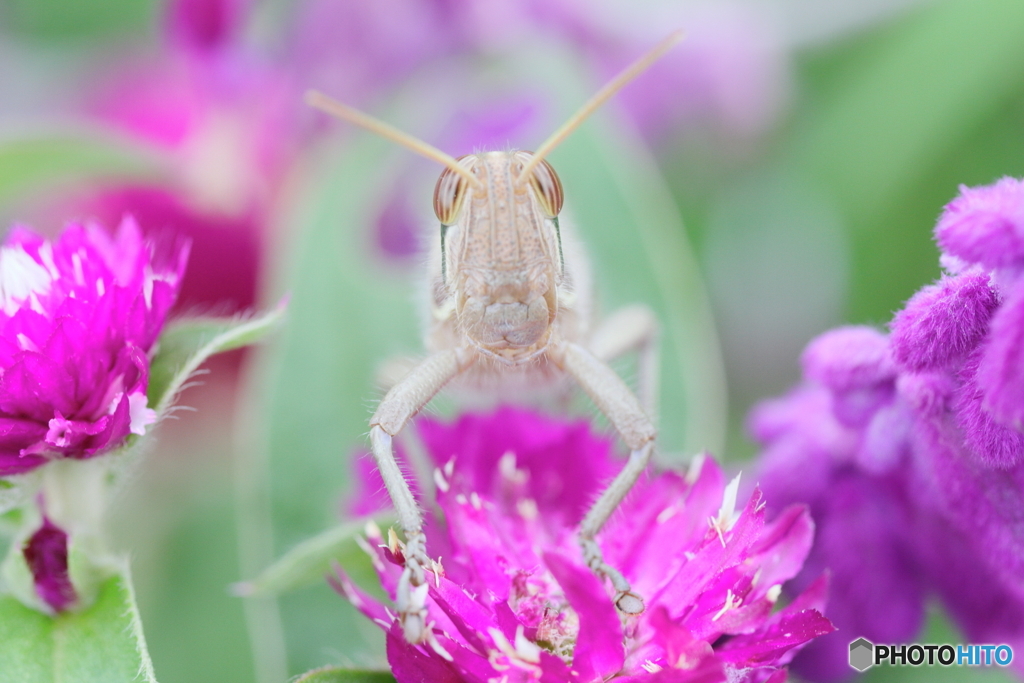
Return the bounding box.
[751,331,922,682]
[750,176,1024,681]
[935,177,1024,272]
[921,177,1024,461]
[0,218,188,476]
[337,408,832,682]
[890,272,998,372]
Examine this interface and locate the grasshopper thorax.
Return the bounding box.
[433,151,566,361]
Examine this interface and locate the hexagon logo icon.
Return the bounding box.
[849,638,875,672]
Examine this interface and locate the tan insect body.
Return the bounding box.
[307,31,682,644]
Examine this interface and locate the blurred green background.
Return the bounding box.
[1,0,1022,681]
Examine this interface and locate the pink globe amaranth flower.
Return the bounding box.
[336,408,833,682]
[82,187,260,315]
[0,218,188,476]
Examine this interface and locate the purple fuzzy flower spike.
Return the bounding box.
[336,408,833,682]
[0,218,188,476]
[975,284,1024,434]
[23,517,77,613]
[800,326,896,429]
[890,273,998,373]
[935,177,1024,272]
[749,177,1024,680]
[929,177,1024,465]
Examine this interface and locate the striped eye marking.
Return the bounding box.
[519,152,564,218]
[433,156,472,226]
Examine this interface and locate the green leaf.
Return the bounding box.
[295,668,395,683]
[147,306,286,416]
[234,516,393,598]
[0,563,158,683]
[3,0,156,43]
[789,0,1024,322]
[794,0,1024,222]
[0,133,162,208]
[235,99,425,678]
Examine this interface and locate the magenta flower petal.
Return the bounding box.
[544,550,624,680]
[385,623,464,683]
[914,515,1024,653]
[606,466,726,598]
[418,407,619,526]
[0,218,187,475]
[800,328,896,429]
[747,504,815,592]
[23,517,77,613]
[855,401,913,474]
[716,605,833,668]
[339,408,831,682]
[920,418,1024,591]
[85,187,258,315]
[895,371,955,418]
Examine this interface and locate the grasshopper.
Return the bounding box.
[307,31,682,644]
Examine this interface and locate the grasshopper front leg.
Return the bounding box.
[370,347,474,642]
[551,341,656,615]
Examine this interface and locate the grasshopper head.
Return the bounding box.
[304,30,682,361]
[432,151,565,358]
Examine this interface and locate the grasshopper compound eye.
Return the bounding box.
[518,153,564,218]
[433,157,472,226]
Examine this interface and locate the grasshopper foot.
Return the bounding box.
[396,531,431,643]
[615,589,645,615]
[580,537,645,616]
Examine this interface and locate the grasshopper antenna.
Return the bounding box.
[305,90,482,189]
[518,29,685,183]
